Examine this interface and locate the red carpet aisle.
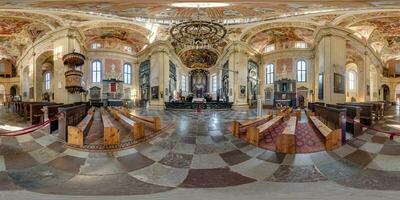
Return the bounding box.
[234,119,326,153]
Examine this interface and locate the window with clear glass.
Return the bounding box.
[295,41,307,48]
[123,63,132,84]
[91,43,101,49]
[265,44,275,53]
[296,60,307,82]
[124,46,132,52]
[92,60,102,83]
[266,63,274,84]
[212,74,217,93]
[181,75,187,92]
[44,72,51,90]
[349,71,356,90]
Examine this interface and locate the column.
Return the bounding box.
[230,43,249,108]
[149,43,170,109]
[52,28,84,104]
[316,29,347,104]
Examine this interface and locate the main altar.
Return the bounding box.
[102,67,124,107]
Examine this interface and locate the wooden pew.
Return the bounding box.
[117,107,161,131]
[246,116,284,146]
[338,103,373,125]
[308,102,325,112]
[276,116,297,153]
[278,107,293,120]
[30,103,62,124]
[232,112,273,137]
[108,107,145,141]
[326,104,362,136]
[100,108,120,145]
[307,112,342,151]
[67,107,95,146]
[58,104,89,141]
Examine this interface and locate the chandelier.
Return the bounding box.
[170,19,227,49]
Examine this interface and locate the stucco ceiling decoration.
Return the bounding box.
[1,1,400,25]
[180,49,218,69]
[83,27,149,53]
[0,16,52,61]
[247,26,314,52]
[347,14,400,62]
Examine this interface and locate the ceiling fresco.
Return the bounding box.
[0,17,52,61]
[180,49,218,69]
[247,27,314,52]
[347,14,400,62]
[1,1,400,21]
[83,27,149,53]
[0,1,400,65]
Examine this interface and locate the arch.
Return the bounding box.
[10,85,18,96]
[395,84,400,104]
[346,63,358,102]
[381,84,390,101]
[0,84,5,105]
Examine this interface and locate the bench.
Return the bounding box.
[117,107,161,131]
[276,116,297,153]
[278,107,293,120]
[58,104,89,141]
[307,113,341,151]
[67,107,95,146]
[246,116,284,146]
[327,104,362,136]
[232,112,273,137]
[100,108,120,145]
[338,103,373,125]
[108,107,145,141]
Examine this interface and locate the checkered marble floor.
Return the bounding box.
[1,106,400,197]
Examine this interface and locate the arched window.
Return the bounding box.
[123,63,132,84]
[296,60,307,82]
[44,71,51,90]
[266,63,274,84]
[349,70,356,90]
[92,60,102,83]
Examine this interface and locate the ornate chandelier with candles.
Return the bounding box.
[170,8,227,49]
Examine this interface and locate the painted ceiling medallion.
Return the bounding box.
[181,49,218,68]
[171,2,230,8]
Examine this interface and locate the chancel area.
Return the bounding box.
[1,1,400,199]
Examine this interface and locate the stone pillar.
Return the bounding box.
[230,43,249,109]
[33,52,42,101]
[149,43,170,109]
[316,29,347,104]
[52,28,84,104]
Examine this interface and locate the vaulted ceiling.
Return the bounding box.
[1,1,400,65]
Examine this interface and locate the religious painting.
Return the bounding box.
[151,86,159,100]
[240,85,246,98]
[265,88,272,100]
[89,86,101,100]
[318,73,324,100]
[367,85,370,96]
[333,73,345,94]
[110,82,116,92]
[29,87,33,98]
[189,69,208,98]
[180,49,218,68]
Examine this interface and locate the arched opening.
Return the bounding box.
[395,84,400,105]
[382,84,390,101]
[0,84,5,105]
[346,63,358,102]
